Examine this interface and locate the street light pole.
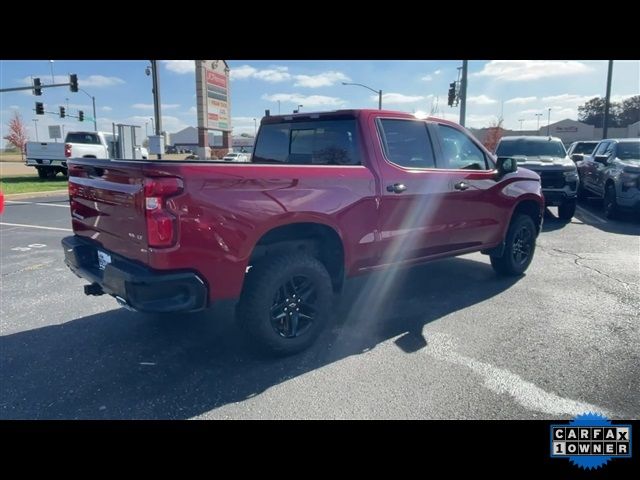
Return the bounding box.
[149,117,155,133]
[603,60,614,139]
[150,60,162,159]
[342,82,383,110]
[32,119,39,141]
[253,118,257,136]
[518,119,524,131]
[535,113,543,135]
[547,108,551,136]
[79,88,98,131]
[459,60,468,127]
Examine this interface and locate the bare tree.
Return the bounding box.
[3,111,29,161]
[483,117,505,153]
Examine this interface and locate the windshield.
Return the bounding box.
[573,142,598,155]
[496,139,567,158]
[617,142,640,161]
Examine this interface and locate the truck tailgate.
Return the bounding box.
[26,142,65,160]
[68,158,148,263]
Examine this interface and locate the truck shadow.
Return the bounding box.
[0,257,519,419]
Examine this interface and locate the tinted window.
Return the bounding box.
[65,133,100,144]
[437,124,488,170]
[496,139,566,158]
[253,119,361,165]
[617,142,640,161]
[378,119,435,168]
[573,142,598,155]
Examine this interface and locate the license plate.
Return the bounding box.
[97,250,112,270]
[41,159,50,165]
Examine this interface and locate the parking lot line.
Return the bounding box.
[576,205,607,224]
[0,222,72,232]
[5,200,69,208]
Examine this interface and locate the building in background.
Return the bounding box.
[169,126,254,157]
[471,118,640,148]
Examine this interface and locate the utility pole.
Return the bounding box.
[603,60,614,139]
[518,119,524,131]
[459,60,468,127]
[547,108,552,136]
[278,100,281,115]
[535,113,543,135]
[32,119,39,141]
[151,60,162,159]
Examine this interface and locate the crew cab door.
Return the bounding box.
[429,122,506,250]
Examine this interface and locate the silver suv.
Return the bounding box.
[576,138,640,218]
[496,136,579,220]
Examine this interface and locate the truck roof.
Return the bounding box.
[498,135,563,143]
[260,109,460,128]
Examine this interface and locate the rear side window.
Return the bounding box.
[253,119,361,165]
[573,142,597,155]
[377,119,435,169]
[65,133,100,144]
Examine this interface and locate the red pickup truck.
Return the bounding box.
[62,109,543,355]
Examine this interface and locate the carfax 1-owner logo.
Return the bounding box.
[551,412,632,470]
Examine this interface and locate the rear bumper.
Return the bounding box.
[25,159,67,168]
[62,235,208,313]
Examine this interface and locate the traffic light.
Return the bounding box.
[35,102,44,115]
[78,110,84,122]
[69,74,78,92]
[33,77,42,96]
[447,82,457,107]
[59,106,66,118]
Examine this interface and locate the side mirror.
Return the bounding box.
[571,153,582,163]
[495,156,518,179]
[594,154,609,165]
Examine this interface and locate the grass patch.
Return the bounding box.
[0,176,68,195]
[0,152,24,162]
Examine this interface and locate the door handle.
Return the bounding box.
[454,181,469,191]
[386,183,407,194]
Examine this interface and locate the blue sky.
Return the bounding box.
[1,60,638,144]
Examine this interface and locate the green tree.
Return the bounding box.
[619,95,640,127]
[577,97,622,127]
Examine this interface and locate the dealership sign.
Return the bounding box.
[196,60,231,132]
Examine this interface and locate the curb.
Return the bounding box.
[4,189,68,200]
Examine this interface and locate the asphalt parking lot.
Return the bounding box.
[1,195,638,419]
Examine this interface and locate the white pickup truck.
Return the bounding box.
[25,131,148,178]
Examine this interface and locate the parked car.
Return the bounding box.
[576,138,640,218]
[165,145,178,154]
[25,131,148,179]
[495,136,578,220]
[567,140,599,163]
[62,109,543,355]
[222,152,250,162]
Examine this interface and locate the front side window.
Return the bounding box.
[592,141,609,157]
[437,124,488,170]
[253,119,361,165]
[377,119,435,169]
[573,142,598,155]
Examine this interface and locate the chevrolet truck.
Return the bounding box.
[62,110,544,355]
[25,131,148,178]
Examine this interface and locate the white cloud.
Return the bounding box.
[467,95,497,105]
[132,103,180,110]
[231,65,291,83]
[262,93,346,108]
[474,61,592,81]
[505,96,537,105]
[541,93,598,105]
[9,105,19,109]
[101,106,113,111]
[128,115,188,134]
[293,71,350,88]
[519,109,545,115]
[81,75,125,87]
[163,60,195,74]
[230,65,257,79]
[611,93,638,102]
[375,93,425,104]
[253,66,291,82]
[421,69,441,81]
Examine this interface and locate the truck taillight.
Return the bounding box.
[64,143,72,158]
[143,177,183,248]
